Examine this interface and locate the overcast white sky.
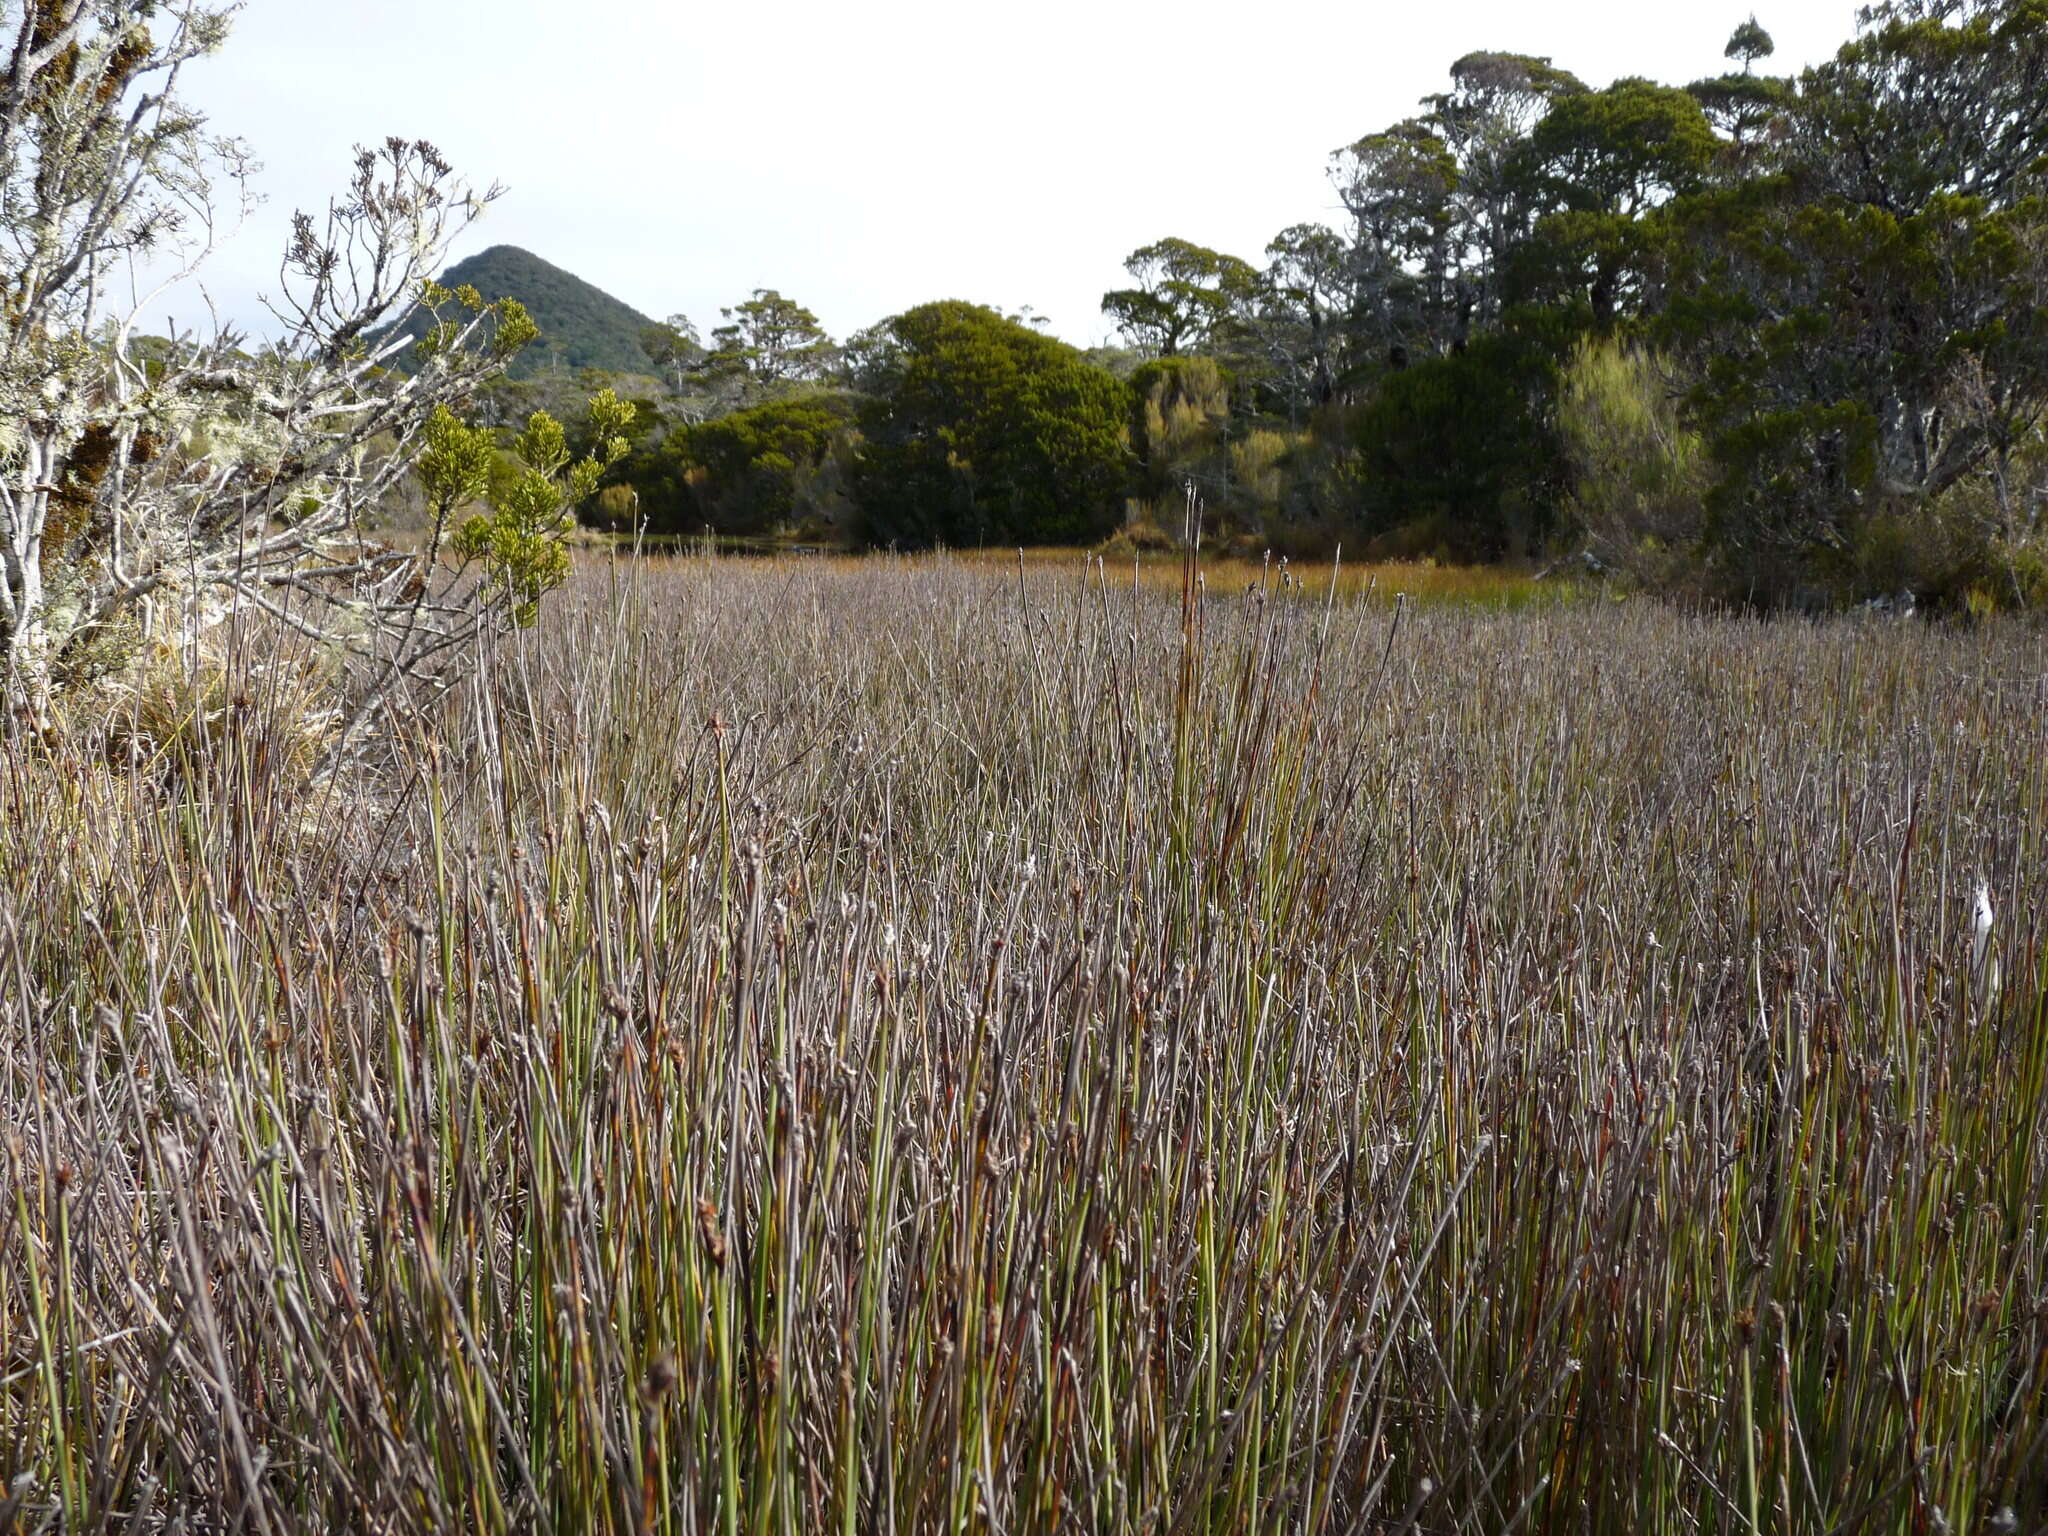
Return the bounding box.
[167,0,1866,351]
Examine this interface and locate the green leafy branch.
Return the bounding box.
[411,281,542,366]
[418,388,632,627]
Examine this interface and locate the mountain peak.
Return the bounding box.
[384,245,658,378]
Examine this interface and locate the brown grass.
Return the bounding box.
[975,544,1573,608]
[1,550,2043,1532]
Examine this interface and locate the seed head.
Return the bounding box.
[696,1197,726,1268]
[1972,879,1999,1010]
[640,1352,679,1405]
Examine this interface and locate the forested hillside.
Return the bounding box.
[379,245,658,378]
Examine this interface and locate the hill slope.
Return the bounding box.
[380,245,658,378]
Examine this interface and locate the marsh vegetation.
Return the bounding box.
[3,553,2044,1531]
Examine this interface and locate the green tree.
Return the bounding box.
[1329,119,1461,358]
[1556,339,1712,587]
[1508,78,1717,325]
[1101,238,1259,357]
[1726,16,1776,69]
[1350,330,1566,559]
[1424,51,1588,336]
[639,315,703,392]
[1129,356,1233,502]
[657,393,861,536]
[853,303,1131,547]
[1330,53,1584,362]
[1686,24,1795,211]
[1662,0,2048,595]
[835,322,901,393]
[1686,70,1794,171]
[701,289,836,398]
[1253,224,1351,414]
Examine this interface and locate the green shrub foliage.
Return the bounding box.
[1351,332,1567,561]
[852,303,1132,548]
[661,393,861,537]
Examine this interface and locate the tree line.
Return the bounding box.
[522,0,2046,609]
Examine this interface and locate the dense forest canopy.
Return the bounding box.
[441,0,2047,608]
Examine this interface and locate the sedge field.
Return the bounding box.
[3,554,2047,1532]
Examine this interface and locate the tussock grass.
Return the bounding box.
[2,550,2046,1531]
